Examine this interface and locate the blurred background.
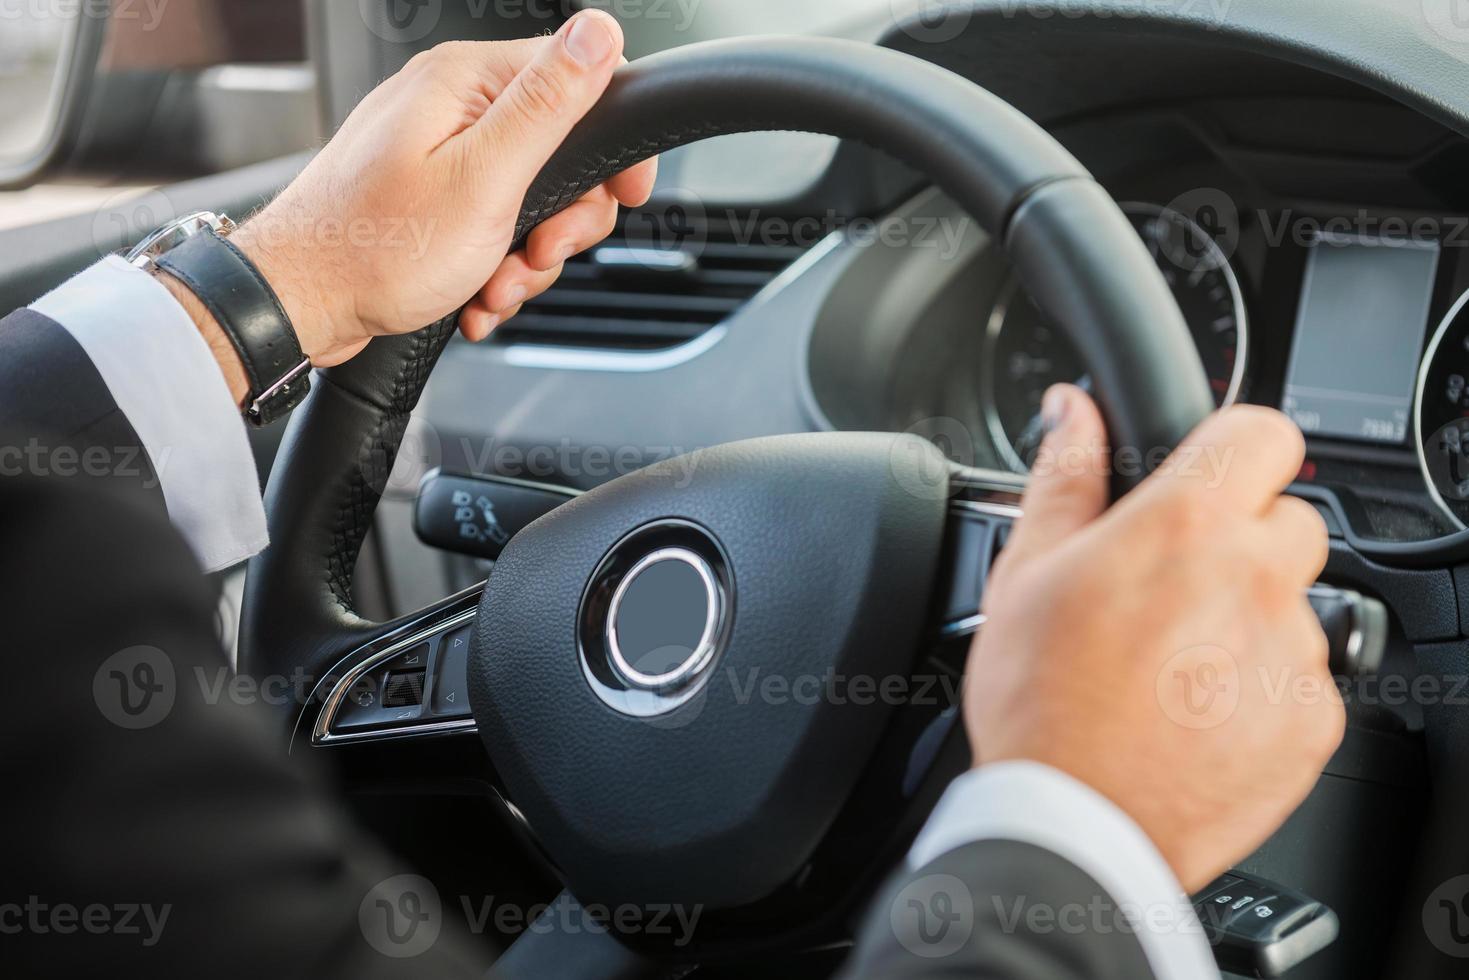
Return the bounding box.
[0,0,895,232]
[0,0,309,230]
[0,12,70,162]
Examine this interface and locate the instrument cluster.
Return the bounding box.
[980,199,1469,549]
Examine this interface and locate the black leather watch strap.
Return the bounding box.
[155,229,311,426]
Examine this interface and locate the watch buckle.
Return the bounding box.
[247,358,312,423]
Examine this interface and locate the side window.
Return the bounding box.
[0,0,317,232]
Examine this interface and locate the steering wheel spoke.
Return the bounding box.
[937,468,1390,677]
[297,585,484,748]
[934,470,1025,642]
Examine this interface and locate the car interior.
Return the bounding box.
[7,1,1469,977]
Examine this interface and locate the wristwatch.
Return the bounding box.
[126,211,312,426]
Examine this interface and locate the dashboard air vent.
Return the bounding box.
[492,211,822,351]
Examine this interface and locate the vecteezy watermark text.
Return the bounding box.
[0,0,168,29]
[0,439,166,489]
[889,0,1236,46]
[0,897,171,947]
[360,0,703,45]
[358,877,702,958]
[727,209,973,261]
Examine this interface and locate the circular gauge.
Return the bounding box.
[1415,287,1469,531]
[982,202,1249,473]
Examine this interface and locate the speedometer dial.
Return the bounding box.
[982,202,1249,473]
[1416,287,1469,530]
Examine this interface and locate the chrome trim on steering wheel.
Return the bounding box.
[605,547,724,692]
[306,589,484,747]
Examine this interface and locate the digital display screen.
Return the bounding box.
[1282,234,1440,444]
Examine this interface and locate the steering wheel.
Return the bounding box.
[240,36,1213,974]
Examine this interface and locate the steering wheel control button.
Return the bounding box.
[335,685,422,731]
[396,643,427,670]
[415,472,577,561]
[1192,871,1339,977]
[606,548,721,691]
[431,627,473,718]
[381,669,426,708]
[334,642,433,730]
[313,604,482,743]
[935,503,1011,638]
[1192,874,1243,905]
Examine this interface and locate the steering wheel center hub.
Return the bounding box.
[577,521,733,715]
[468,432,949,909]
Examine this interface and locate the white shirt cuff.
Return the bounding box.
[909,761,1220,980]
[31,255,270,572]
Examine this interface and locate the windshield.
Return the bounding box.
[603,0,898,58]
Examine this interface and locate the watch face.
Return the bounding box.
[125,212,234,269]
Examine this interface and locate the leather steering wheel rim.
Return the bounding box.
[240,36,1213,705]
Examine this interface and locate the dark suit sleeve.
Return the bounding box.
[0,309,166,512]
[841,839,1158,980]
[1,468,494,979]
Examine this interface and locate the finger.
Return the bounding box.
[526,185,619,271]
[496,302,525,327]
[1005,384,1111,561]
[461,9,624,188]
[1255,495,1330,586]
[459,299,501,343]
[1156,405,1305,515]
[608,157,659,208]
[478,252,564,314]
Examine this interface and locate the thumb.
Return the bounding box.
[1005,384,1111,560]
[470,10,624,187]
